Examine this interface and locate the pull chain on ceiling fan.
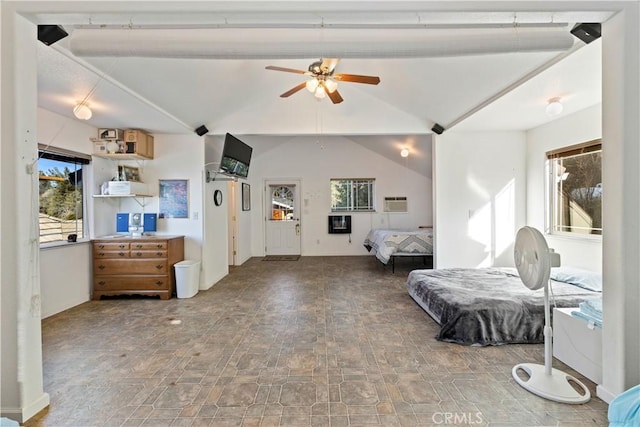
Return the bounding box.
[266,58,380,104]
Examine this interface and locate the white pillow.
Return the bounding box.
[550,266,602,292]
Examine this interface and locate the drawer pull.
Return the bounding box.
[98,252,105,256]
[155,265,163,270]
[136,252,142,257]
[98,281,106,286]
[98,265,105,270]
[134,244,142,249]
[157,252,163,256]
[119,252,126,256]
[157,244,163,248]
[98,244,105,249]
[155,281,163,286]
[119,244,126,249]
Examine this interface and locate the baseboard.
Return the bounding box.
[1,392,50,424]
[23,392,49,422]
[596,384,617,403]
[201,270,228,291]
[0,408,22,425]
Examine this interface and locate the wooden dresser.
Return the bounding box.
[92,236,184,300]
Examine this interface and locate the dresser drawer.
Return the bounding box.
[94,250,129,259]
[130,241,167,250]
[94,259,169,275]
[130,250,168,258]
[94,276,169,291]
[91,236,183,300]
[94,242,130,251]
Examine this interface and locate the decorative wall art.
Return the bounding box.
[159,179,189,218]
[117,165,141,182]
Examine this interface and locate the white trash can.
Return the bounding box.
[174,260,201,298]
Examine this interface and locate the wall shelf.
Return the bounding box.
[93,194,153,199]
[91,130,154,160]
[92,153,151,161]
[93,194,153,208]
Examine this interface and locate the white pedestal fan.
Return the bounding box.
[512,226,591,404]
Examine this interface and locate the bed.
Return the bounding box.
[364,228,433,272]
[406,267,601,346]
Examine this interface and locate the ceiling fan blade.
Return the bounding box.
[265,65,309,75]
[333,73,381,85]
[280,82,307,98]
[321,58,340,73]
[326,87,344,104]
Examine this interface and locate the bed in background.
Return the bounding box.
[406,267,601,346]
[364,228,433,273]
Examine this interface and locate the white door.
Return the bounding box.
[265,180,301,255]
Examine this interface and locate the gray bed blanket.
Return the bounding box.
[406,268,599,346]
[364,229,433,264]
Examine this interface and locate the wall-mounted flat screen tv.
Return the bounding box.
[220,133,252,178]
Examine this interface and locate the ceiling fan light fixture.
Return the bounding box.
[324,79,338,94]
[306,78,319,93]
[266,58,378,104]
[73,103,92,120]
[545,97,563,116]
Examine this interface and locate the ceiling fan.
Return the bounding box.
[265,58,380,104]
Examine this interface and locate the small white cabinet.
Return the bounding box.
[553,307,602,384]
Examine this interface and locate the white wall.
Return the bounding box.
[434,131,527,268]
[526,104,602,271]
[233,180,253,265]
[202,179,229,288]
[37,111,215,314]
[37,109,97,318]
[115,134,207,282]
[244,135,432,257]
[599,8,640,401]
[40,244,92,318]
[1,12,49,423]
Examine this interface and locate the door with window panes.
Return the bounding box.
[265,180,301,255]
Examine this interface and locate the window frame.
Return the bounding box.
[38,144,91,246]
[330,178,376,212]
[546,139,602,238]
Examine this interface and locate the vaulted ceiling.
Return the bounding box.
[29,2,605,137]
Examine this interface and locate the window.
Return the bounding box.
[269,185,295,220]
[38,144,91,244]
[547,140,602,236]
[331,178,375,212]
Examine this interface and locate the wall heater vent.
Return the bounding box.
[383,196,408,213]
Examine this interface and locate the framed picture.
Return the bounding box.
[117,165,142,182]
[159,179,189,219]
[242,183,251,211]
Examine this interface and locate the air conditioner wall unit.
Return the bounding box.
[384,196,408,213]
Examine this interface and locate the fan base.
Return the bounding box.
[512,363,591,404]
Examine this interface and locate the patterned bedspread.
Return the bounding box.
[406,268,598,346]
[364,228,433,264]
